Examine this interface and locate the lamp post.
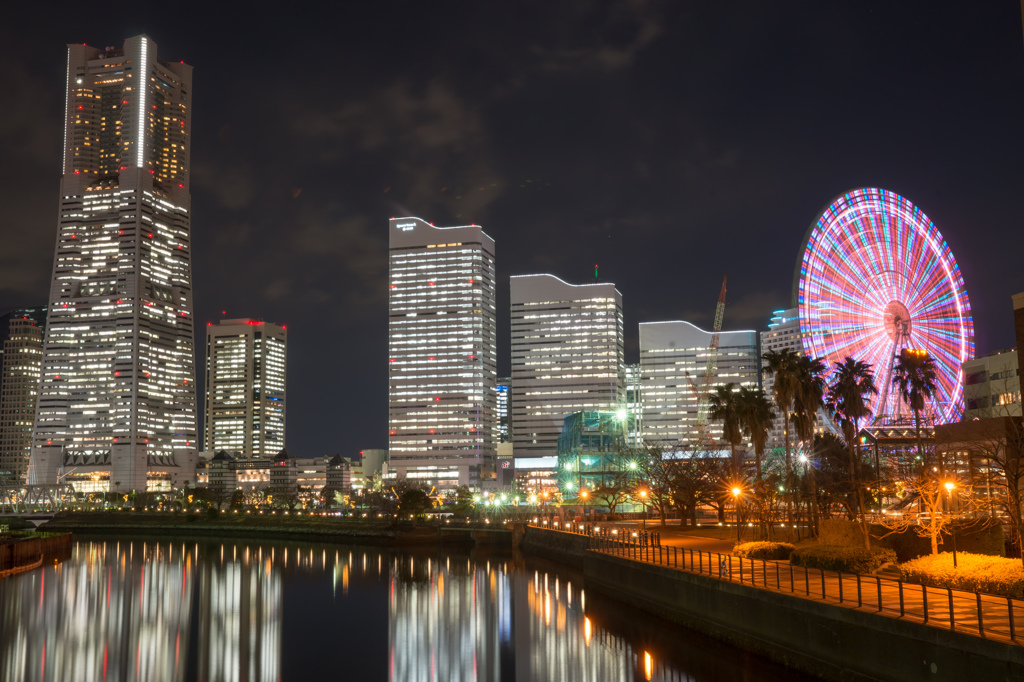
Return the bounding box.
[638,489,648,530]
[732,487,743,543]
[945,481,958,568]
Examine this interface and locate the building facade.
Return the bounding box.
[510,275,624,465]
[625,363,643,447]
[496,377,511,443]
[963,349,1020,420]
[639,321,758,447]
[0,315,45,482]
[556,410,632,498]
[204,319,287,457]
[387,217,497,490]
[30,36,197,492]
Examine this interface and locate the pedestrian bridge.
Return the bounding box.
[0,484,74,519]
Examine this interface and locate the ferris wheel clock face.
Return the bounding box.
[796,188,974,424]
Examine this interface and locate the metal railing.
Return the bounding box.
[528,524,1022,645]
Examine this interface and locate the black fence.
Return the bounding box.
[529,523,1022,645]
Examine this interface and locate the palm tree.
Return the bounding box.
[708,383,743,479]
[791,355,827,535]
[762,348,801,522]
[892,349,939,473]
[737,386,775,483]
[826,357,877,549]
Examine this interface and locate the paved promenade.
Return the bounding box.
[593,540,1023,646]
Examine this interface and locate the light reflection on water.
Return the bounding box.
[0,538,817,682]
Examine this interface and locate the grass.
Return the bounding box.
[899,552,1024,599]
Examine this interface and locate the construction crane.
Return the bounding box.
[688,276,728,445]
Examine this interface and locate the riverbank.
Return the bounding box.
[40,511,514,547]
[520,525,1024,682]
[1,532,72,576]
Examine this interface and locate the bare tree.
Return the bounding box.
[665,445,727,527]
[883,464,978,555]
[634,445,677,526]
[937,416,1024,564]
[590,470,634,517]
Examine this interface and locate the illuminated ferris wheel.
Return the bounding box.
[795,188,974,425]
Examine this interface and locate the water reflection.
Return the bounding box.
[0,539,818,681]
[0,541,194,681]
[197,547,280,682]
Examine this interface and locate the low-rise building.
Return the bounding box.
[963,349,1020,420]
[326,455,351,492]
[270,449,297,494]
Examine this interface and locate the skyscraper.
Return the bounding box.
[30,36,196,492]
[510,275,624,463]
[204,319,287,458]
[0,314,45,482]
[388,217,497,490]
[639,321,758,447]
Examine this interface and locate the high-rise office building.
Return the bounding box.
[30,36,196,492]
[639,321,758,447]
[388,217,497,490]
[204,319,287,457]
[0,315,45,482]
[510,275,624,463]
[760,308,832,449]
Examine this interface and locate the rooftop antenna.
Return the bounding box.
[594,264,599,283]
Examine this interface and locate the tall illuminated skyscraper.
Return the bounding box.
[510,275,624,463]
[0,314,45,482]
[388,217,497,490]
[204,319,287,458]
[30,36,196,492]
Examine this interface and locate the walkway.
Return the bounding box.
[583,533,1024,646]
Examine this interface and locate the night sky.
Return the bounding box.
[2,2,1022,457]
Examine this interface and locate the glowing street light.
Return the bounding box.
[731,487,743,542]
[945,481,958,567]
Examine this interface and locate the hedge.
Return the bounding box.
[790,545,897,574]
[818,517,1005,562]
[733,541,795,561]
[898,552,1024,599]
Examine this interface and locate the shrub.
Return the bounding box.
[818,519,874,547]
[733,541,795,561]
[898,552,1024,599]
[791,545,897,574]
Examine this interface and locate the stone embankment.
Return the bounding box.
[40,511,514,548]
[0,533,72,576]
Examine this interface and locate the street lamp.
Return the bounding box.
[731,487,743,542]
[637,489,649,528]
[945,481,958,568]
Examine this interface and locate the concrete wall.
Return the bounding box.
[584,551,1024,682]
[520,525,593,569]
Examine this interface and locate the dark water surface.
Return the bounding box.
[0,537,822,681]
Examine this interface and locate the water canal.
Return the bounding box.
[0,537,822,681]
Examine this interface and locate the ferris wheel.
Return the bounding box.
[795,188,974,425]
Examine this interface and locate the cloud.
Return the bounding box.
[291,79,502,218]
[526,0,665,72]
[192,163,258,210]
